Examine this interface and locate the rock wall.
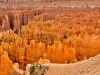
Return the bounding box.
[0,8,44,31]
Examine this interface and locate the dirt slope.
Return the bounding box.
[44,54,100,75]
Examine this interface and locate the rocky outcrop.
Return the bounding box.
[26,40,46,64]
[0,49,22,75]
[43,41,77,63]
[0,15,10,31]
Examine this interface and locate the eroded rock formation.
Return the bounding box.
[0,47,21,75]
[0,0,100,32]
[0,10,100,70]
[0,1,100,74]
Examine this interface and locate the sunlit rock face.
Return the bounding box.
[26,40,46,64]
[0,48,22,75]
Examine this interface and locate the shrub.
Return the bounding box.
[29,63,39,75]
